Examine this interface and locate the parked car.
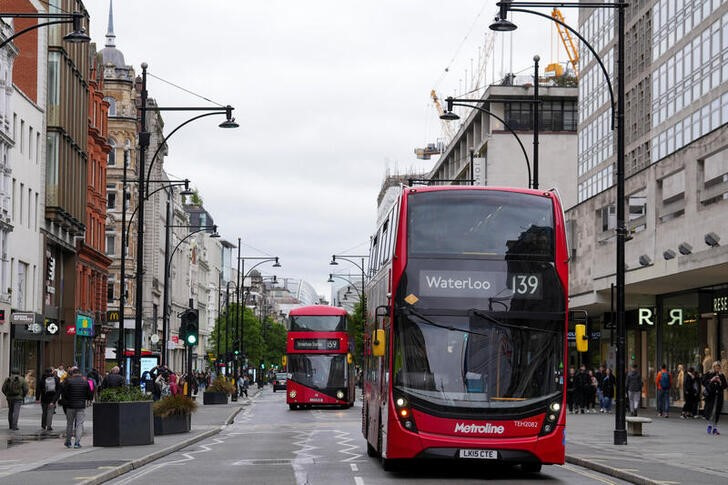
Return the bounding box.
[273,373,287,392]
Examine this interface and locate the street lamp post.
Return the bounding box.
[441,97,532,188]
[0,11,90,49]
[238,256,282,361]
[132,63,238,381]
[490,0,627,445]
[533,54,540,190]
[163,224,220,367]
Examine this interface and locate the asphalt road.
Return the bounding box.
[107,389,631,485]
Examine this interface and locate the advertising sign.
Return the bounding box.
[11,312,34,324]
[76,313,94,337]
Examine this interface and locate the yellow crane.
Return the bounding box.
[549,8,579,78]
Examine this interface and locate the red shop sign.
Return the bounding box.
[66,325,76,335]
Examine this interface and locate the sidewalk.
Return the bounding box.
[566,410,728,485]
[0,386,263,485]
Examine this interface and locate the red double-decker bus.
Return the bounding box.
[286,305,356,410]
[362,185,568,472]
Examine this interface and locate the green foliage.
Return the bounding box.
[210,305,287,369]
[189,189,203,206]
[152,395,198,417]
[98,386,150,403]
[207,376,234,395]
[348,296,366,365]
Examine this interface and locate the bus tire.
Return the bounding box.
[289,404,297,410]
[521,462,542,473]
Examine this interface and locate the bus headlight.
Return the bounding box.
[540,400,562,436]
[550,402,561,412]
[336,390,344,400]
[393,393,417,433]
[289,390,297,399]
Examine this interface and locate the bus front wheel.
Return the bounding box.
[289,404,297,410]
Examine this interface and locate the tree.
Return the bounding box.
[348,296,366,365]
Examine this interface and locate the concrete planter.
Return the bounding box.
[203,391,228,405]
[93,401,154,447]
[154,412,191,435]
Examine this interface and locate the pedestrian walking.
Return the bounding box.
[60,367,93,448]
[2,368,28,430]
[100,366,124,390]
[626,364,643,416]
[600,368,616,413]
[587,370,597,413]
[574,365,590,414]
[682,366,699,418]
[702,361,728,435]
[566,367,576,413]
[595,366,605,412]
[655,364,672,417]
[38,368,61,431]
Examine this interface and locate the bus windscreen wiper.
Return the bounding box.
[470,309,559,335]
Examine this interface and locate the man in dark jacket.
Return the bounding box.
[626,364,643,416]
[61,367,92,448]
[100,366,124,390]
[2,368,28,430]
[574,365,590,414]
[37,368,61,431]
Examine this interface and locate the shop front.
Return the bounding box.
[9,311,56,401]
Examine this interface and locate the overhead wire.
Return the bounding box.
[146,71,225,107]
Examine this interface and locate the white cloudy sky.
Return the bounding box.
[86,0,576,298]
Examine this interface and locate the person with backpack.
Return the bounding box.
[2,368,28,430]
[626,364,643,416]
[37,368,61,431]
[655,364,672,418]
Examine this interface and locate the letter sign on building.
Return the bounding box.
[638,308,654,326]
[666,308,683,326]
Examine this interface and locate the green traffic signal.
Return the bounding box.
[180,309,199,347]
[187,334,197,345]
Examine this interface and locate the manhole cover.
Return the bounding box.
[34,460,129,471]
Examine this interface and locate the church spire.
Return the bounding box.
[105,0,116,48]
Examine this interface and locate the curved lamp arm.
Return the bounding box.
[508,7,615,129]
[328,274,362,298]
[451,101,532,189]
[330,255,367,274]
[145,111,227,194]
[166,226,216,276]
[243,258,281,281]
[124,181,188,245]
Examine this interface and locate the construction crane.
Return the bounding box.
[550,8,579,78]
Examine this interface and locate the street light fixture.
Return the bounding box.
[490,0,628,446]
[440,96,532,188]
[132,62,238,381]
[0,12,91,49]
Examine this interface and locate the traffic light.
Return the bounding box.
[233,339,240,356]
[180,309,199,346]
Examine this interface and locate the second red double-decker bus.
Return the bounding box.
[362,185,568,472]
[286,305,356,409]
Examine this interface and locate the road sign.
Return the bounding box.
[150,334,160,344]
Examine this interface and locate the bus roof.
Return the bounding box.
[288,305,348,317]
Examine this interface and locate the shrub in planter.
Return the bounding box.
[203,376,233,405]
[93,386,154,447]
[153,395,197,435]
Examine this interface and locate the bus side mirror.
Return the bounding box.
[347,353,353,365]
[281,355,287,367]
[575,323,588,352]
[372,329,385,357]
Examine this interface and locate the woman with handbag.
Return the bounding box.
[702,361,728,435]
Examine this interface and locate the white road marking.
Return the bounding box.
[350,464,358,472]
[354,477,364,485]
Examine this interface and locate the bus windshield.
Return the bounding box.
[289,315,346,332]
[393,311,563,410]
[407,190,554,259]
[288,354,347,393]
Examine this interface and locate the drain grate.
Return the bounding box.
[250,459,292,465]
[34,460,129,471]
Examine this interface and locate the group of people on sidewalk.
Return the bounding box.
[567,361,728,436]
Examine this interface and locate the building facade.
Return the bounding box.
[427,81,578,209]
[6,0,48,394]
[98,5,137,366]
[568,0,728,407]
[77,43,111,374]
